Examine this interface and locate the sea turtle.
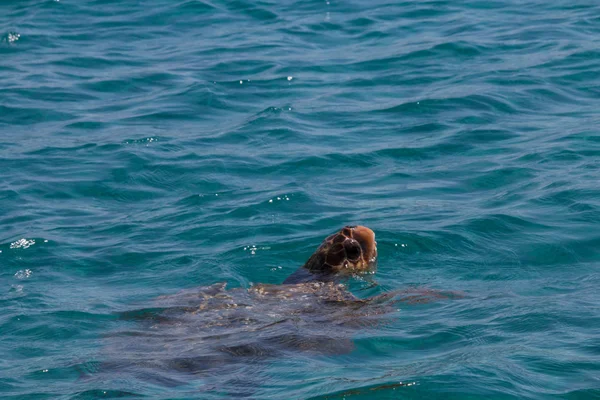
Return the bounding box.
[92,226,456,396]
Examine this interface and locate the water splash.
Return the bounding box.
[14,269,33,279]
[10,238,35,249]
[2,32,20,43]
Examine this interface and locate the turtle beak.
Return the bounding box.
[350,225,377,268]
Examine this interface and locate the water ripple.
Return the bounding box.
[1,0,600,398]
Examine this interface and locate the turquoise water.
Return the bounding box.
[2,0,600,398]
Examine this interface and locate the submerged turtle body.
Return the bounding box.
[95,226,456,395]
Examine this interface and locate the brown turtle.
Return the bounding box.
[93,226,457,396]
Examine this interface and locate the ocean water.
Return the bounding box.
[2,0,600,398]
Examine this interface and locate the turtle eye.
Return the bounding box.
[344,240,361,261]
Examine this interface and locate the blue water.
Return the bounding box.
[2,0,600,398]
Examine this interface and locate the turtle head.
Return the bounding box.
[303,225,378,276]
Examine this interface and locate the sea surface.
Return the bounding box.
[1,0,600,398]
